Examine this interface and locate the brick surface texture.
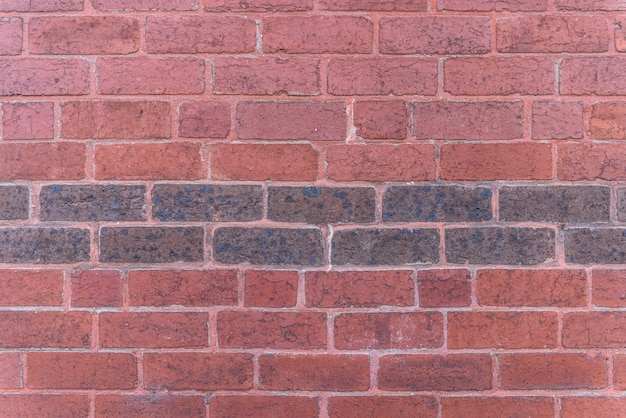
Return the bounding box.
[0,1,624,417]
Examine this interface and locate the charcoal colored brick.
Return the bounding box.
[214,228,324,266]
[383,186,492,222]
[152,184,262,222]
[565,228,626,264]
[0,228,90,264]
[40,185,146,222]
[616,189,626,221]
[99,227,204,263]
[268,187,376,224]
[445,227,555,265]
[332,228,440,266]
[0,186,28,220]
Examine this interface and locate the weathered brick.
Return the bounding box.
[558,144,626,180]
[0,59,89,96]
[179,100,230,138]
[477,269,587,307]
[417,269,471,308]
[210,396,319,418]
[442,397,554,418]
[0,186,28,220]
[499,186,610,223]
[448,311,558,349]
[0,311,90,348]
[328,58,437,96]
[29,17,139,55]
[98,58,204,95]
[0,269,63,306]
[590,102,626,139]
[330,396,436,418]
[96,395,205,418]
[71,270,122,307]
[556,0,626,10]
[618,189,626,221]
[354,101,408,140]
[99,312,208,348]
[61,101,170,139]
[0,228,90,264]
[0,18,21,55]
[592,270,626,307]
[218,311,326,349]
[93,0,197,10]
[2,102,54,139]
[27,353,136,389]
[532,101,584,139]
[441,143,553,181]
[319,0,426,10]
[326,144,437,182]
[565,228,626,264]
[0,0,83,12]
[560,397,626,418]
[378,354,492,391]
[0,143,85,181]
[129,270,238,307]
[263,16,372,54]
[0,353,20,388]
[268,186,376,224]
[335,312,443,349]
[40,185,146,222]
[444,57,555,95]
[617,16,626,51]
[563,312,626,348]
[99,227,204,263]
[214,57,320,95]
[0,395,89,418]
[332,228,440,266]
[245,270,298,308]
[439,0,547,10]
[306,270,414,308]
[497,16,608,53]
[214,227,324,266]
[259,354,369,391]
[499,353,607,389]
[380,17,490,54]
[562,58,626,96]
[152,184,262,222]
[146,16,255,54]
[383,186,492,222]
[207,0,311,10]
[615,355,626,389]
[413,101,524,140]
[143,353,252,390]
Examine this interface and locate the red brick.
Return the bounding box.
[326,144,436,182]
[210,144,318,181]
[440,0,547,11]
[532,101,584,139]
[378,354,492,391]
[146,16,255,54]
[96,143,202,180]
[328,58,437,96]
[98,58,204,95]
[616,16,626,51]
[321,0,425,9]
[214,57,319,96]
[442,397,554,418]
[0,353,20,388]
[71,270,122,307]
[27,353,136,389]
[0,0,83,11]
[563,312,626,348]
[144,353,252,390]
[614,355,626,389]
[441,143,552,181]
[210,396,319,418]
[129,270,237,307]
[593,270,626,307]
[562,58,626,96]
[306,270,414,308]
[380,17,490,54]
[413,101,523,140]
[499,353,607,389]
[444,57,554,95]
[497,16,608,53]
[259,354,369,391]
[93,0,197,10]
[558,143,626,180]
[335,312,443,349]
[218,311,326,349]
[207,0,311,10]
[0,395,89,418]
[61,101,170,139]
[477,269,587,307]
[263,16,372,54]
[0,269,63,306]
[2,102,54,140]
[0,143,85,181]
[0,311,90,348]
[29,17,139,55]
[417,269,471,308]
[96,395,205,418]
[0,59,89,96]
[330,397,436,418]
[354,101,407,140]
[556,0,626,10]
[178,100,230,138]
[590,102,626,139]
[245,270,298,308]
[561,397,626,418]
[0,18,21,55]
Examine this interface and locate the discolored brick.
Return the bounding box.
[563,312,626,348]
[93,0,197,10]
[2,102,54,139]
[96,395,205,418]
[590,102,626,139]
[179,100,230,138]
[0,59,89,96]
[592,269,626,307]
[558,143,626,181]
[319,0,426,10]
[0,186,28,220]
[354,101,408,140]
[562,58,626,96]
[244,270,298,308]
[565,228,626,264]
[532,101,584,139]
[417,269,471,308]
[0,228,90,264]
[207,0,312,11]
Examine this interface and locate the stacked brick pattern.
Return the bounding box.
[2,0,626,416]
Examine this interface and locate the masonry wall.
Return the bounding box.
[1,0,626,417]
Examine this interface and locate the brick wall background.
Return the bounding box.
[1,0,626,416]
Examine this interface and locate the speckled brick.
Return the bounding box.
[0,186,28,220]
[565,228,626,264]
[0,228,90,264]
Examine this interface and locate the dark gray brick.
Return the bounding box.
[0,228,90,263]
[565,228,626,264]
[331,228,440,265]
[616,189,626,222]
[383,185,492,222]
[446,227,555,265]
[500,186,610,223]
[268,186,375,224]
[99,227,204,263]
[40,184,146,221]
[152,184,263,222]
[214,227,324,266]
[0,186,28,220]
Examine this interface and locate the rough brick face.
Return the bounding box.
[245,270,298,308]
[565,228,626,264]
[0,18,22,56]
[0,59,89,96]
[0,228,90,264]
[178,100,230,138]
[417,269,471,308]
[0,311,91,348]
[71,270,122,307]
[563,312,626,348]
[96,395,205,418]
[2,102,54,139]
[210,396,319,418]
[0,143,85,181]
[592,270,626,307]
[442,397,554,418]
[0,186,28,220]
[354,100,408,140]
[532,101,584,139]
[93,0,197,10]
[0,395,89,418]
[0,269,63,306]
[561,58,626,95]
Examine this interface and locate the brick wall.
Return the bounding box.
[0,0,625,417]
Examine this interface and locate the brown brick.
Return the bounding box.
[0,269,63,306]
[442,397,554,418]
[562,58,626,96]
[210,396,319,418]
[71,270,122,308]
[565,228,626,264]
[0,59,89,96]
[0,18,22,55]
[2,102,54,139]
[532,101,584,139]
[563,312,626,348]
[0,395,89,418]
[329,396,437,418]
[590,102,626,139]
[592,270,626,307]
[560,397,626,418]
[0,143,85,181]
[417,269,471,308]
[245,270,298,308]
[354,101,408,140]
[0,311,90,348]
[0,228,90,264]
[96,395,205,418]
[179,100,230,138]
[0,186,28,220]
